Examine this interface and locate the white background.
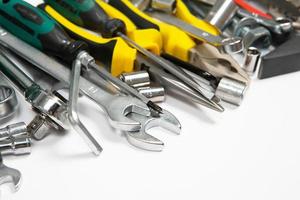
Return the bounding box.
[1,0,300,199]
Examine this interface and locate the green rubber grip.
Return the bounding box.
[0,0,87,63]
[45,0,109,32]
[45,0,127,38]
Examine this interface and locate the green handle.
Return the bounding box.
[0,0,87,63]
[45,0,126,37]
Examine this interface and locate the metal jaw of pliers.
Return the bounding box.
[0,27,181,151]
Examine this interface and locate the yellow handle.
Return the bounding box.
[175,0,220,36]
[120,0,196,62]
[97,0,162,55]
[44,5,137,76]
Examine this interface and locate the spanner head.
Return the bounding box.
[125,109,181,151]
[0,156,21,192]
[106,95,151,132]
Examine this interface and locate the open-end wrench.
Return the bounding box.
[0,27,181,150]
[0,27,149,132]
[0,155,21,192]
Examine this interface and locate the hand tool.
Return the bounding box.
[106,0,250,105]
[229,17,272,48]
[234,0,272,20]
[258,32,300,79]
[0,45,103,155]
[137,86,165,102]
[0,154,21,192]
[151,0,175,13]
[148,12,243,54]
[256,0,300,20]
[0,136,31,156]
[243,47,261,75]
[43,4,229,106]
[0,122,27,142]
[126,108,180,151]
[41,2,224,112]
[0,27,181,151]
[205,0,238,30]
[0,85,18,121]
[43,0,224,112]
[180,0,208,18]
[0,0,162,114]
[236,9,293,44]
[120,71,150,88]
[139,53,247,106]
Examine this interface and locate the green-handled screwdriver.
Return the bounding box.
[42,0,224,112]
[0,0,162,113]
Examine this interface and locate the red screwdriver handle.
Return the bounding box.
[234,0,273,19]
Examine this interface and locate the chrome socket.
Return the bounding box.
[0,85,18,121]
[243,47,261,76]
[0,122,27,142]
[205,0,238,30]
[137,86,165,102]
[215,77,248,106]
[120,71,150,88]
[0,136,31,156]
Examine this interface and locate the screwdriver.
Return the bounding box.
[43,0,224,112]
[107,0,249,92]
[0,0,162,113]
[41,4,229,109]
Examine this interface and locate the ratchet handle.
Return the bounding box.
[42,4,137,76]
[0,0,88,64]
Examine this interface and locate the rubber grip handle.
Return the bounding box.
[43,4,136,76]
[176,0,220,36]
[108,0,160,30]
[0,0,87,63]
[45,0,110,32]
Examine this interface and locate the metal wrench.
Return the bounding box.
[0,27,149,132]
[0,155,21,192]
[0,46,102,155]
[0,27,181,149]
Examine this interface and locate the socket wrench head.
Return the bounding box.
[120,71,150,88]
[0,136,31,156]
[0,85,18,121]
[137,86,165,102]
[243,47,261,75]
[215,77,248,106]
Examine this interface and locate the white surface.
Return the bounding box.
[1,0,300,199]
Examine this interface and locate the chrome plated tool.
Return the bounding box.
[0,85,18,121]
[0,27,181,151]
[148,11,244,54]
[0,155,21,192]
[0,45,102,155]
[0,122,27,142]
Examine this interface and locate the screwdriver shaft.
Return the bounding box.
[118,33,224,112]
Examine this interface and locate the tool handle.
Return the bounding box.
[42,4,136,76]
[176,0,220,36]
[0,47,41,101]
[234,0,273,20]
[44,0,126,38]
[108,0,160,31]
[0,0,87,64]
[108,0,196,62]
